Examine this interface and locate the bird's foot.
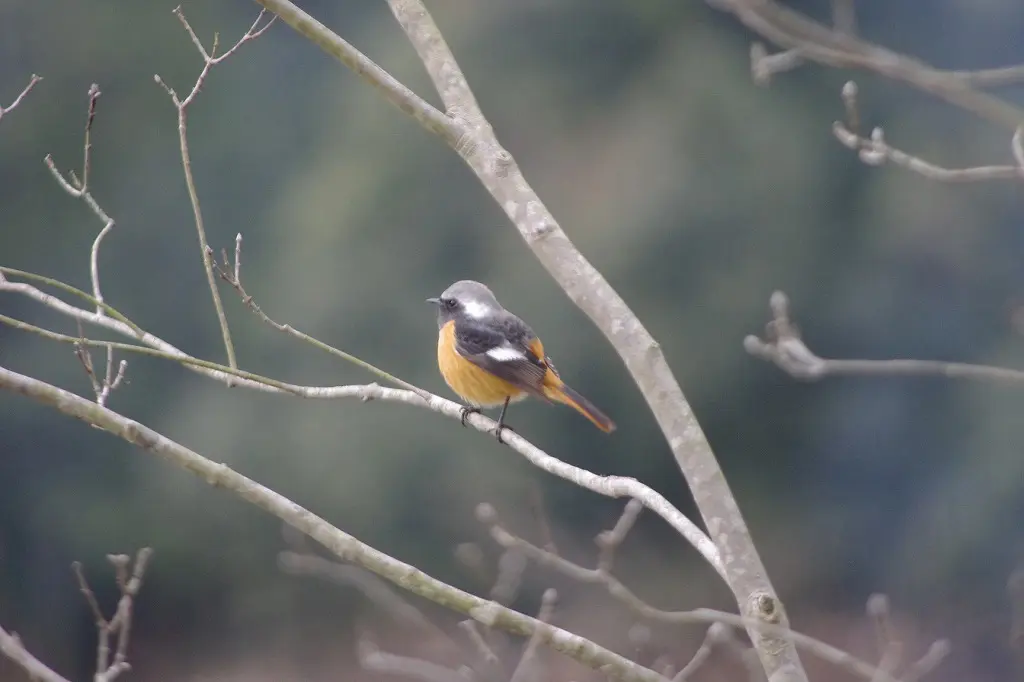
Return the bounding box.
[460,406,481,427]
[495,424,514,444]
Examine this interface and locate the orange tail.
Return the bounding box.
[544,381,616,433]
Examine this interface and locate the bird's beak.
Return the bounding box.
[426,297,440,305]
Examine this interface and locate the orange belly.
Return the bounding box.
[438,321,527,408]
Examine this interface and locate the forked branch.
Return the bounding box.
[250,1,801,679]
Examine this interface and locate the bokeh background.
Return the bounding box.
[2,0,1024,680]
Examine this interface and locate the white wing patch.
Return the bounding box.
[486,345,526,363]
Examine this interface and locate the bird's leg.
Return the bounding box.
[460,405,481,427]
[494,395,514,444]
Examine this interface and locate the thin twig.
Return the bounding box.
[153,7,275,371]
[212,240,431,399]
[901,641,952,682]
[509,589,557,682]
[71,549,153,682]
[672,623,727,682]
[0,74,42,124]
[866,594,903,682]
[597,499,643,573]
[833,121,1022,182]
[43,84,117,314]
[746,291,1024,384]
[278,551,449,641]
[358,640,469,682]
[458,620,505,680]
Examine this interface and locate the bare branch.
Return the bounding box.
[746,291,1024,384]
[0,298,719,576]
[834,81,1023,181]
[509,589,557,682]
[261,2,794,678]
[833,121,1022,182]
[43,84,117,314]
[490,549,528,606]
[213,240,432,399]
[249,0,456,140]
[0,364,667,682]
[151,7,275,372]
[0,74,42,124]
[358,640,469,682]
[72,549,153,682]
[476,503,934,682]
[706,0,1024,131]
[749,43,803,86]
[901,641,952,682]
[0,626,71,682]
[866,594,902,682]
[596,499,643,574]
[458,620,504,680]
[278,551,447,640]
[672,623,728,682]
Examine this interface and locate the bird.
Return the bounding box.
[427,279,616,442]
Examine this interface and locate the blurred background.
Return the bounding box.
[2,0,1024,680]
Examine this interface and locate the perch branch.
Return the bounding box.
[0,285,719,575]
[251,1,796,679]
[0,364,668,682]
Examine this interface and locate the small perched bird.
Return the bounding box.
[427,280,616,442]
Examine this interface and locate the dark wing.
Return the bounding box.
[454,314,549,397]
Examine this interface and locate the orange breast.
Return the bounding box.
[438,320,526,408]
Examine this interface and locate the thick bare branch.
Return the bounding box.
[250,2,796,679]
[0,364,667,682]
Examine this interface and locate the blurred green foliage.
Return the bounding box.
[2,1,1024,680]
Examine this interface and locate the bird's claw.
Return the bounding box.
[495,424,514,444]
[460,406,481,427]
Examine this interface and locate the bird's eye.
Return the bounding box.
[442,297,458,310]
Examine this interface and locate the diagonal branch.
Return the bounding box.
[0,364,668,682]
[0,74,42,124]
[0,626,71,682]
[250,1,798,679]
